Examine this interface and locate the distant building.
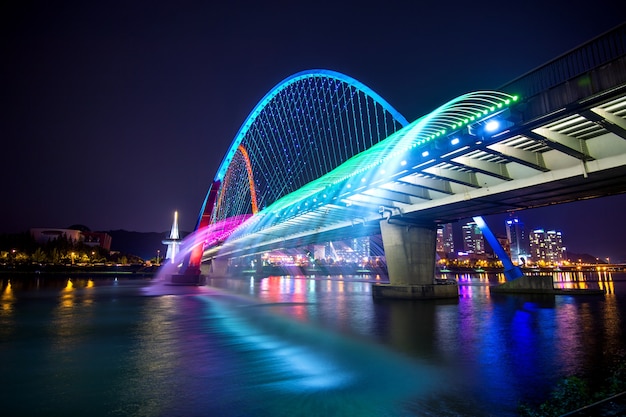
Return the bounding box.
[505,217,528,264]
[31,228,82,244]
[351,237,370,263]
[321,237,370,263]
[497,236,511,258]
[82,231,112,251]
[529,229,565,264]
[462,221,485,255]
[436,223,455,255]
[30,227,112,251]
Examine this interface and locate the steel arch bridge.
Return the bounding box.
[190,69,410,263]
[190,68,525,265]
[186,25,626,272]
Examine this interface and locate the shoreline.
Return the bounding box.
[0,264,159,277]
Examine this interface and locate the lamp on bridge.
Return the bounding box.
[468,109,516,139]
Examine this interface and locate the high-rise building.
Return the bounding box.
[322,237,370,263]
[351,237,370,263]
[462,221,485,254]
[505,217,528,263]
[436,223,455,255]
[529,229,565,264]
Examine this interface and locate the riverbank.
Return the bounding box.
[0,263,159,277]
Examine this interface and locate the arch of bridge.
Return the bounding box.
[198,69,410,227]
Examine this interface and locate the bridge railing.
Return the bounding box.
[500,23,626,122]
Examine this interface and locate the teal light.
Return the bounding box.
[216,89,523,233]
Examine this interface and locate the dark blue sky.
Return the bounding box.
[1,1,624,260]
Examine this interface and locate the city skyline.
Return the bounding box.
[2,2,624,259]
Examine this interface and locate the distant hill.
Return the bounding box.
[566,251,609,264]
[107,230,171,260]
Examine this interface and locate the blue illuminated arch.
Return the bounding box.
[197,69,410,229]
[214,69,409,182]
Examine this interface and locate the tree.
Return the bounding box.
[31,248,47,264]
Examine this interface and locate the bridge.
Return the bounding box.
[187,24,626,298]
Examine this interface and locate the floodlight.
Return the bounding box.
[484,120,500,132]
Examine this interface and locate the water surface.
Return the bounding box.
[1,271,625,416]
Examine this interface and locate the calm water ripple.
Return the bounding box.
[1,272,626,416]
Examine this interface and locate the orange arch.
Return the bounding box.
[213,144,259,222]
[237,145,259,214]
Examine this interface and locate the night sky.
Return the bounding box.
[2,1,624,260]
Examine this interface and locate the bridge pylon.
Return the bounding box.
[372,219,458,300]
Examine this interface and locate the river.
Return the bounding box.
[1,271,625,416]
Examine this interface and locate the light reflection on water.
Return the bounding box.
[1,272,626,416]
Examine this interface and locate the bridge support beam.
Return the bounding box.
[473,216,524,280]
[372,219,458,300]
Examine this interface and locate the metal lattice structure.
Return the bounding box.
[198,69,408,226]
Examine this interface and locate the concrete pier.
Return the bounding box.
[170,273,205,285]
[207,257,229,277]
[372,219,459,300]
[490,275,605,295]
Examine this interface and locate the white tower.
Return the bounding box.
[163,211,181,263]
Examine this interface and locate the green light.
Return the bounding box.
[490,106,495,111]
[504,99,510,104]
[512,95,519,101]
[497,103,503,108]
